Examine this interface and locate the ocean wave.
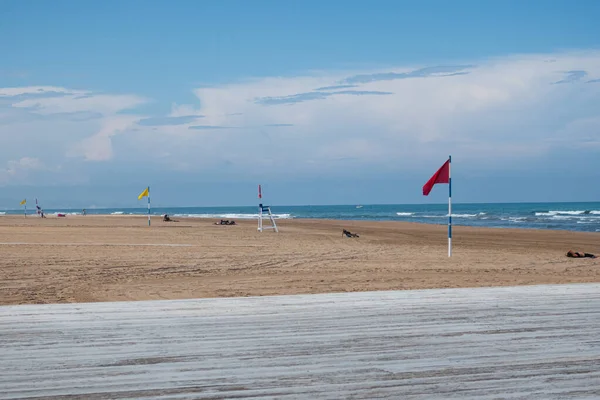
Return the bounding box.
[548,215,578,220]
[172,213,293,220]
[508,217,526,223]
[450,213,486,218]
[396,212,414,216]
[542,215,600,221]
[535,210,594,216]
[111,211,124,215]
[418,213,479,218]
[0,212,5,215]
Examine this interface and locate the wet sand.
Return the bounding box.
[0,215,598,305]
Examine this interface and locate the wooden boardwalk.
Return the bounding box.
[1,284,600,399]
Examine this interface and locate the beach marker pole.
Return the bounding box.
[258,185,262,232]
[24,203,27,218]
[422,157,452,256]
[448,155,452,258]
[147,186,151,227]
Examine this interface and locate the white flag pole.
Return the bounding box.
[448,155,452,257]
[147,186,151,227]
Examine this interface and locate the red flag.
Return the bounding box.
[422,159,450,196]
[258,184,262,199]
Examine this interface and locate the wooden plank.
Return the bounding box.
[1,284,600,399]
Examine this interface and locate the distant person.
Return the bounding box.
[567,250,596,258]
[82,209,87,216]
[342,229,359,238]
[214,219,236,225]
[163,214,178,222]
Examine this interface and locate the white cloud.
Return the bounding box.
[0,157,47,184]
[11,93,146,115]
[0,86,149,174]
[0,86,85,97]
[1,51,600,187]
[151,51,599,176]
[68,115,141,161]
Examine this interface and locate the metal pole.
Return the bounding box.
[147,186,151,227]
[258,185,262,232]
[448,155,452,257]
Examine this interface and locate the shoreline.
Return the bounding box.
[1,199,599,236]
[2,212,599,234]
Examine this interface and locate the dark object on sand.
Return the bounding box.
[163,214,178,222]
[567,250,596,258]
[215,220,236,225]
[343,229,359,238]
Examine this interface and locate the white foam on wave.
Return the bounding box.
[508,217,526,223]
[548,215,576,220]
[110,211,124,215]
[173,213,293,220]
[0,212,5,215]
[536,210,590,216]
[545,215,600,221]
[419,213,478,218]
[396,212,414,216]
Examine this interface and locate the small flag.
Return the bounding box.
[20,199,26,205]
[138,187,149,200]
[258,184,262,199]
[422,159,450,196]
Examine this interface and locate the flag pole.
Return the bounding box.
[24,202,27,218]
[258,184,262,232]
[448,155,452,257]
[147,186,151,227]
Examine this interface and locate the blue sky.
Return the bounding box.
[1,0,600,207]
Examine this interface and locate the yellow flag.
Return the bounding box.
[20,199,26,205]
[138,187,149,200]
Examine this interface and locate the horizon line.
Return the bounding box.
[2,200,600,211]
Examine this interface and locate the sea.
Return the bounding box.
[3,202,600,233]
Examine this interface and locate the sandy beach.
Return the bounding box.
[0,215,598,305]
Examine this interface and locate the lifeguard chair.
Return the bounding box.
[257,184,279,233]
[258,203,278,232]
